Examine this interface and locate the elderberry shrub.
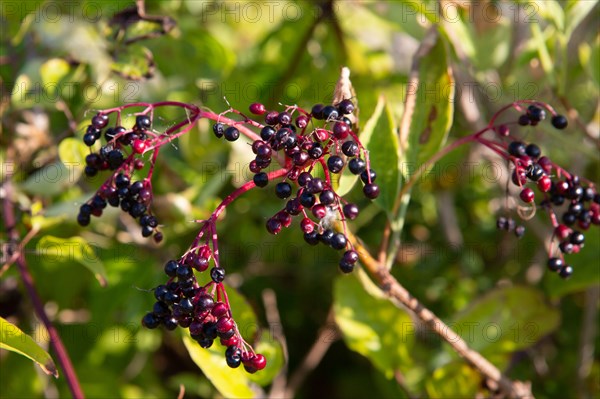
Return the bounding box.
[489,103,598,279]
[78,112,163,243]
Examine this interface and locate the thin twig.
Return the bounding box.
[284,308,339,398]
[262,289,289,399]
[2,177,85,399]
[343,226,534,399]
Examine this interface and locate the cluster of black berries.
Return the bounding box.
[494,105,598,278]
[82,114,151,177]
[496,216,526,238]
[79,113,162,241]
[212,99,374,273]
[142,251,266,373]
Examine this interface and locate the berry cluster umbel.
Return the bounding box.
[210,99,373,273]
[473,102,597,279]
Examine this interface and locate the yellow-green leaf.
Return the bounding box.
[58,137,88,182]
[182,334,257,398]
[36,235,108,286]
[39,58,70,96]
[0,317,58,378]
[360,95,401,215]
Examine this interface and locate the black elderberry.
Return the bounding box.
[526,164,544,181]
[319,190,336,206]
[135,115,151,130]
[107,150,125,170]
[152,301,170,316]
[562,212,577,225]
[360,169,377,184]
[92,195,107,209]
[527,105,546,122]
[130,203,146,218]
[558,265,573,279]
[298,172,312,187]
[275,182,292,199]
[342,141,359,157]
[163,291,180,305]
[308,143,324,159]
[299,191,316,208]
[265,111,279,125]
[337,99,355,115]
[154,285,169,301]
[83,133,96,147]
[266,218,282,234]
[327,156,344,173]
[115,173,130,188]
[179,298,194,314]
[278,112,292,125]
[176,264,193,280]
[518,114,531,126]
[211,267,225,283]
[363,184,380,199]
[285,198,303,215]
[348,158,366,175]
[547,257,563,272]
[304,231,319,245]
[163,317,178,331]
[331,233,347,250]
[525,143,541,159]
[77,213,91,226]
[80,204,93,216]
[91,114,109,129]
[142,312,160,329]
[508,141,527,157]
[307,178,324,194]
[164,260,179,277]
[569,231,585,245]
[225,346,242,368]
[260,126,276,141]
[311,104,325,119]
[343,203,359,220]
[197,295,215,312]
[339,260,354,273]
[213,123,225,138]
[319,229,335,246]
[253,172,269,187]
[343,250,359,264]
[203,322,219,340]
[141,225,154,237]
[224,126,240,142]
[322,105,339,120]
[551,114,568,129]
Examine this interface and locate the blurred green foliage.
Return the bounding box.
[1,1,599,398]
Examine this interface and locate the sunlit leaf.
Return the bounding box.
[111,45,155,80]
[334,273,414,379]
[425,362,479,398]
[183,334,257,398]
[0,317,58,378]
[360,95,401,215]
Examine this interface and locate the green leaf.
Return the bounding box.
[58,137,88,182]
[224,286,258,342]
[425,362,479,398]
[39,58,70,96]
[246,340,285,387]
[451,286,560,369]
[20,162,78,197]
[545,227,600,298]
[333,273,414,378]
[360,95,401,215]
[182,334,257,398]
[111,44,155,80]
[565,0,598,37]
[0,317,58,378]
[36,236,108,287]
[401,28,454,169]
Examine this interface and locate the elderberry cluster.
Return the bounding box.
[142,250,266,373]
[211,99,374,273]
[493,104,598,278]
[78,113,163,242]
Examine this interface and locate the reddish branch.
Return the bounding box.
[2,177,85,399]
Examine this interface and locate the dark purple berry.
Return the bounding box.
[319,190,336,205]
[275,182,292,199]
[311,104,325,119]
[337,99,355,115]
[260,126,276,141]
[91,114,109,129]
[304,231,319,245]
[343,203,359,220]
[360,169,376,184]
[518,114,531,126]
[136,115,152,130]
[330,233,347,250]
[527,105,546,122]
[327,156,344,173]
[525,143,541,159]
[551,114,568,129]
[363,184,380,199]
[164,260,179,277]
[210,267,225,283]
[224,126,240,141]
[508,141,527,157]
[142,312,160,329]
[547,257,563,272]
[339,260,354,273]
[253,172,269,187]
[559,265,573,278]
[341,141,359,157]
[348,158,366,175]
[322,105,339,120]
[213,123,225,138]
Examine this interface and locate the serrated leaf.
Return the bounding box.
[545,228,600,298]
[451,286,560,369]
[360,95,401,214]
[36,236,108,287]
[0,317,58,378]
[333,273,414,378]
[183,334,256,398]
[111,44,155,80]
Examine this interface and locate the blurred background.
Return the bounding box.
[1,1,599,398]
